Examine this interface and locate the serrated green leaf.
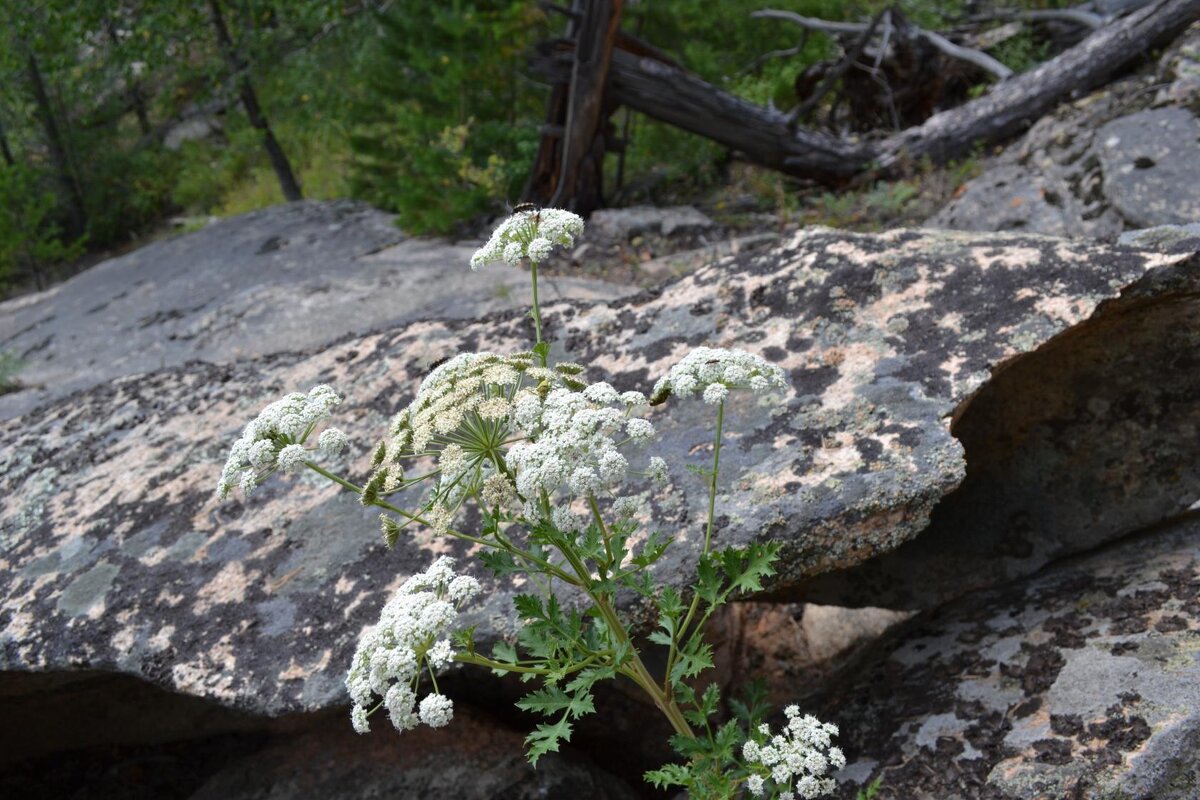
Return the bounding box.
[648,630,673,647]
[695,553,722,604]
[492,641,518,664]
[644,763,690,789]
[631,531,670,567]
[452,626,476,654]
[516,686,571,717]
[478,549,522,576]
[669,640,714,685]
[722,541,781,595]
[513,594,543,620]
[699,683,721,716]
[525,716,573,766]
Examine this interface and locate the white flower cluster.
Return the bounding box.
[217,384,346,499]
[651,347,787,405]
[507,382,660,532]
[369,352,578,535]
[346,556,481,735]
[470,207,584,269]
[742,706,845,799]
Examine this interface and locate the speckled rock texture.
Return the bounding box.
[819,513,1200,800]
[804,239,1200,609]
[928,23,1200,238]
[0,227,1194,720]
[0,200,633,420]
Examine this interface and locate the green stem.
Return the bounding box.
[588,494,614,576]
[530,259,545,364]
[556,541,695,739]
[302,460,579,586]
[665,400,725,689]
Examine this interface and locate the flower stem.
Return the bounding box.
[665,400,725,689]
[555,540,695,739]
[301,460,579,585]
[530,259,545,365]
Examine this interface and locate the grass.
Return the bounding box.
[0,351,24,395]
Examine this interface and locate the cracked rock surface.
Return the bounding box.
[1,224,1195,720]
[819,513,1200,800]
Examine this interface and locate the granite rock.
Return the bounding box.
[0,200,633,419]
[928,23,1200,238]
[588,204,715,238]
[1098,107,1200,228]
[0,227,1194,719]
[819,513,1200,800]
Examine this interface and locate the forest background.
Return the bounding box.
[0,0,1073,295]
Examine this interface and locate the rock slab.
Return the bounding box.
[822,513,1200,800]
[0,200,632,419]
[0,226,1195,720]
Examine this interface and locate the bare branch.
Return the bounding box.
[755,6,1014,80]
[971,9,1106,30]
[919,28,1013,79]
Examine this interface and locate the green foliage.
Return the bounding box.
[0,350,23,394]
[0,162,84,288]
[645,682,771,799]
[348,2,546,234]
[856,777,885,799]
[991,29,1054,74]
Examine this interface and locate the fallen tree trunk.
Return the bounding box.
[531,0,1200,185]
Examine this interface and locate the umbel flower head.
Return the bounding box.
[346,556,480,735]
[373,350,662,543]
[742,706,845,799]
[470,207,584,269]
[217,384,347,499]
[650,347,787,405]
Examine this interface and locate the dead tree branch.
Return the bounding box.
[531,0,1200,185]
[753,7,1014,80]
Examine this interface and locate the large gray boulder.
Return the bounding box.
[820,512,1200,800]
[0,200,632,419]
[1,226,1196,722]
[928,23,1200,238]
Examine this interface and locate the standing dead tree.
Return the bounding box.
[523,0,623,214]
[528,0,1200,194]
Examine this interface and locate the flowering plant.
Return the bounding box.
[217,208,847,799]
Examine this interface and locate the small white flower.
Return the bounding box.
[647,456,669,484]
[746,775,765,797]
[351,704,370,734]
[248,439,276,468]
[651,347,786,405]
[620,390,647,406]
[319,427,349,455]
[217,385,344,498]
[527,236,554,262]
[612,497,641,518]
[428,639,454,668]
[346,557,476,737]
[448,575,481,604]
[703,382,729,405]
[551,505,585,534]
[743,705,842,799]
[625,418,655,443]
[470,208,584,270]
[418,693,454,727]
[277,443,307,473]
